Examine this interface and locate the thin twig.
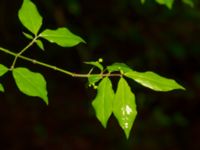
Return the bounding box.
[0,47,122,78]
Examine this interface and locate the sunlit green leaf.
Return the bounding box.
[85,61,104,71]
[125,71,185,91]
[0,64,8,77]
[40,28,86,47]
[23,32,33,39]
[113,78,137,139]
[88,75,102,86]
[107,63,133,73]
[92,77,114,128]
[18,0,43,35]
[182,0,194,7]
[12,67,48,104]
[0,83,4,92]
[36,39,44,50]
[155,0,174,9]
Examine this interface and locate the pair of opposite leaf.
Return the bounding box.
[0,0,85,104]
[91,63,185,138]
[0,0,185,139]
[19,0,85,49]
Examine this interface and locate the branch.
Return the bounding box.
[0,47,122,78]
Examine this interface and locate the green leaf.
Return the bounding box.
[0,64,8,77]
[107,63,133,73]
[36,39,44,50]
[88,75,102,86]
[155,0,174,9]
[18,0,43,35]
[92,77,115,128]
[0,83,4,92]
[40,28,86,47]
[23,32,33,39]
[113,78,137,139]
[12,67,48,104]
[125,71,185,91]
[85,61,104,71]
[182,0,194,7]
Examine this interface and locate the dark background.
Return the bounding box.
[0,0,200,149]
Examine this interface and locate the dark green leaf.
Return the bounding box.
[0,83,4,92]
[92,77,114,128]
[85,61,104,71]
[125,71,185,91]
[113,78,137,139]
[107,63,133,73]
[40,28,86,47]
[18,0,43,35]
[0,64,8,77]
[88,75,102,86]
[12,67,48,104]
[36,39,44,50]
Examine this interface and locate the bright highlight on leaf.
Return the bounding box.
[40,28,86,47]
[125,71,185,91]
[92,77,114,128]
[12,67,48,105]
[18,0,43,35]
[0,0,187,140]
[113,78,137,139]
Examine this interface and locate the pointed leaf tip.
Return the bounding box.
[0,64,8,77]
[12,67,48,104]
[113,78,137,139]
[18,0,43,35]
[0,83,5,92]
[125,71,185,92]
[92,77,114,128]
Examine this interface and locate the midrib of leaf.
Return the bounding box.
[15,70,44,97]
[21,2,35,35]
[42,34,80,40]
[101,78,107,123]
[126,72,182,89]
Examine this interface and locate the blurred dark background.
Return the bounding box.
[0,0,200,149]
